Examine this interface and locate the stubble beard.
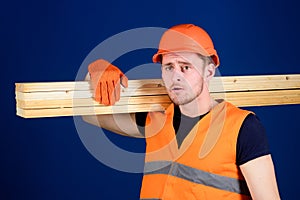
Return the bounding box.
[168,83,204,106]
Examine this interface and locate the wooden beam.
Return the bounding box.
[15,74,300,118]
[212,89,300,107]
[16,103,171,118]
[209,74,300,92]
[16,95,172,109]
[15,74,300,93]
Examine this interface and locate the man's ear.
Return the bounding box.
[204,63,215,82]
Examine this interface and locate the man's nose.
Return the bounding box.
[171,68,183,82]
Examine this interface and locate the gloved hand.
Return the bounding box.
[88,59,128,106]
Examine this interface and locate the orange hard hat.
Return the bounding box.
[153,24,220,67]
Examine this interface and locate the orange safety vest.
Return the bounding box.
[140,101,252,200]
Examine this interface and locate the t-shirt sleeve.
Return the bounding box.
[236,113,271,166]
[135,112,148,137]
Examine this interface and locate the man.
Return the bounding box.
[83,24,280,199]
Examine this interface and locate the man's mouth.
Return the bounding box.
[171,86,184,91]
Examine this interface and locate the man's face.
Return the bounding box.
[161,52,208,105]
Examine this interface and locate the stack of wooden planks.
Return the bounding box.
[15,74,300,118]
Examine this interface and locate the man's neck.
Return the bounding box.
[179,96,218,118]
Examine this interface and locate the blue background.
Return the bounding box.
[1,0,300,199]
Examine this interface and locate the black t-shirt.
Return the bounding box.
[136,105,270,166]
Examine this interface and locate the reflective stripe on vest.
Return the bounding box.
[144,160,250,196]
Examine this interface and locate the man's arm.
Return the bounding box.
[82,113,143,137]
[240,154,281,199]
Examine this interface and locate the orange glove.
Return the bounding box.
[88,59,128,106]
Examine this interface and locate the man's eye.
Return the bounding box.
[164,66,172,71]
[183,66,190,70]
